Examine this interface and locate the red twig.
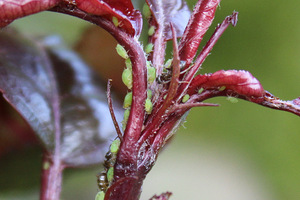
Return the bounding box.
[106,79,123,140]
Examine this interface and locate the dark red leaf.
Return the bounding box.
[0,29,122,166]
[178,0,220,64]
[146,0,191,40]
[190,70,265,97]
[0,0,60,27]
[76,0,142,36]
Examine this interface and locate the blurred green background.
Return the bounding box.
[1,0,299,199]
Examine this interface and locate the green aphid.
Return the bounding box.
[148,26,155,36]
[43,161,50,170]
[116,44,129,59]
[142,3,151,19]
[227,96,238,103]
[164,58,173,69]
[147,89,152,99]
[125,58,132,69]
[219,86,226,91]
[122,68,132,89]
[182,94,190,103]
[95,191,105,200]
[147,66,156,84]
[107,167,114,183]
[145,98,153,114]
[122,109,130,130]
[198,88,204,94]
[146,61,152,68]
[110,139,121,154]
[112,16,119,27]
[145,43,154,54]
[123,92,133,109]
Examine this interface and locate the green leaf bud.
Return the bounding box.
[123,92,133,108]
[182,94,190,103]
[116,44,129,59]
[122,68,132,89]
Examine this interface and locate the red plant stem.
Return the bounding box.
[176,12,238,100]
[40,152,64,200]
[178,0,221,66]
[137,27,180,147]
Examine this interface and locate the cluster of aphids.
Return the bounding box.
[95,138,121,199]
[116,39,157,131]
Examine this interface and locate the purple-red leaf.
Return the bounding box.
[0,0,142,37]
[146,0,190,40]
[75,0,142,36]
[178,0,220,65]
[189,70,265,97]
[0,29,122,166]
[0,0,60,27]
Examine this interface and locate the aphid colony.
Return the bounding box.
[116,42,156,130]
[95,138,121,200]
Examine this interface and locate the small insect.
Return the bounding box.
[97,172,109,192]
[148,26,155,36]
[219,86,226,91]
[145,43,154,54]
[107,167,114,183]
[142,3,151,19]
[227,96,239,103]
[122,68,132,89]
[95,191,105,200]
[125,58,132,69]
[116,44,129,59]
[145,98,153,114]
[182,94,190,103]
[198,88,204,94]
[147,66,156,84]
[110,138,121,154]
[156,60,186,84]
[112,16,119,27]
[122,108,130,130]
[123,92,133,109]
[147,89,153,99]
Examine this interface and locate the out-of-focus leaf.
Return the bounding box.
[146,0,191,40]
[0,96,38,157]
[0,29,122,166]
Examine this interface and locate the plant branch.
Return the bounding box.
[107,79,123,140]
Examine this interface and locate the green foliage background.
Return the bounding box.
[1,0,299,199]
